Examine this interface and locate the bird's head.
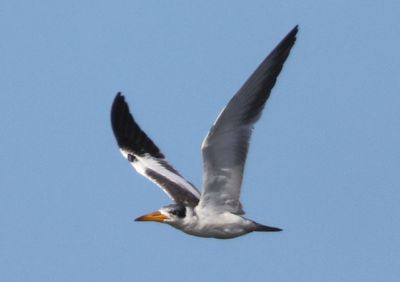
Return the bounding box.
[135,204,187,224]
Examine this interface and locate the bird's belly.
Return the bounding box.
[183,225,249,239]
[178,213,252,239]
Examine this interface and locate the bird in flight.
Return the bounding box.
[111,26,298,239]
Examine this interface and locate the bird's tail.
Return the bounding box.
[253,222,282,232]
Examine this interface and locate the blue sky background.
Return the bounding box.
[1,1,399,281]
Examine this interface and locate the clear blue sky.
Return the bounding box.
[1,1,399,281]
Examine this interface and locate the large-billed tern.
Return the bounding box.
[111,26,298,239]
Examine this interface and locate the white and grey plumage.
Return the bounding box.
[111,26,298,239]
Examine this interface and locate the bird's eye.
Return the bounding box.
[169,208,185,218]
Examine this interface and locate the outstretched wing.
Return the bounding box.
[199,26,298,214]
[111,93,201,207]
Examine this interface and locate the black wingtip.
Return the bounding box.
[110,92,129,147]
[278,25,299,49]
[291,25,299,40]
[232,25,299,125]
[110,92,165,159]
[289,25,299,37]
[274,25,299,55]
[114,91,123,101]
[112,92,125,111]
